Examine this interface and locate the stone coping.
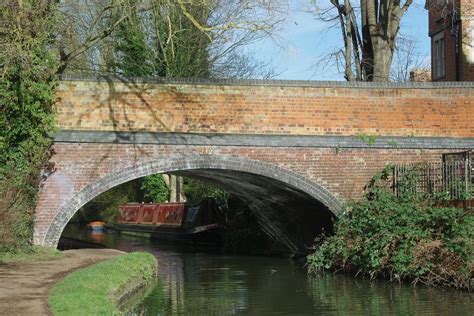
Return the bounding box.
[53,130,474,150]
[58,73,474,89]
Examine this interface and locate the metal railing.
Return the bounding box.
[393,159,472,200]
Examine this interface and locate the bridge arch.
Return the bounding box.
[43,155,342,252]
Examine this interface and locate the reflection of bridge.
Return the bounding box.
[34,76,474,253]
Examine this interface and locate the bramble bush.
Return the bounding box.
[307,166,473,290]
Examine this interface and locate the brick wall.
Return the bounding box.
[55,79,474,137]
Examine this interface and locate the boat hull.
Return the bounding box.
[109,222,222,244]
[114,199,226,244]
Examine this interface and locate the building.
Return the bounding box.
[426,0,474,81]
[409,68,432,82]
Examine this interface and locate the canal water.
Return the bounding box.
[62,226,473,315]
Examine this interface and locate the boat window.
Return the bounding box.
[185,206,200,224]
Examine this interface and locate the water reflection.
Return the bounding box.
[62,225,473,315]
[308,275,473,315]
[89,231,105,243]
[130,249,473,315]
[132,253,310,315]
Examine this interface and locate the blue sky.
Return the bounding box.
[249,0,430,80]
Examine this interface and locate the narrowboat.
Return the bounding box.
[111,198,226,243]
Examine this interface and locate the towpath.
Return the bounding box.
[0,248,124,315]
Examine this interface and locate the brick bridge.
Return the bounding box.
[34,75,474,254]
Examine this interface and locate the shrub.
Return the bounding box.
[307,166,473,290]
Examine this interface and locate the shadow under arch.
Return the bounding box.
[43,155,343,252]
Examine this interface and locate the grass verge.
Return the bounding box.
[48,252,157,315]
[0,246,62,265]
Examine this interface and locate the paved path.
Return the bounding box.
[0,248,124,315]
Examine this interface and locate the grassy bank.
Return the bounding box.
[48,252,157,315]
[307,167,473,290]
[0,246,62,265]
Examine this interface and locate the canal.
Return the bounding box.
[62,225,473,315]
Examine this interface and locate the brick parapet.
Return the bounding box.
[55,79,474,138]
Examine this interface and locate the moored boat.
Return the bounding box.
[110,198,226,243]
[87,221,106,232]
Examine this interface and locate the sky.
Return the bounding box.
[248,0,431,81]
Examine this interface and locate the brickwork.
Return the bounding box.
[33,77,474,249]
[55,79,474,137]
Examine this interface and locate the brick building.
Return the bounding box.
[426,0,474,81]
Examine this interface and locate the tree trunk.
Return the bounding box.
[344,0,354,81]
[372,39,394,82]
[325,0,412,81]
[360,0,374,80]
[163,174,186,202]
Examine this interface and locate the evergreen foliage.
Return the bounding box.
[307,166,473,290]
[0,0,59,251]
[110,0,154,76]
[141,175,170,203]
[183,178,230,205]
[109,0,210,78]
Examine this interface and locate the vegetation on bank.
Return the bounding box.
[0,1,59,252]
[0,246,62,265]
[48,252,157,315]
[307,166,473,290]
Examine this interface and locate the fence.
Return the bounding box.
[393,159,473,200]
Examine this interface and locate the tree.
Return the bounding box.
[183,178,230,205]
[74,179,144,223]
[311,0,414,81]
[108,0,211,78]
[110,0,155,76]
[56,0,286,77]
[390,35,428,82]
[0,0,59,250]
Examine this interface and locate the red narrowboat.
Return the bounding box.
[111,199,225,243]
